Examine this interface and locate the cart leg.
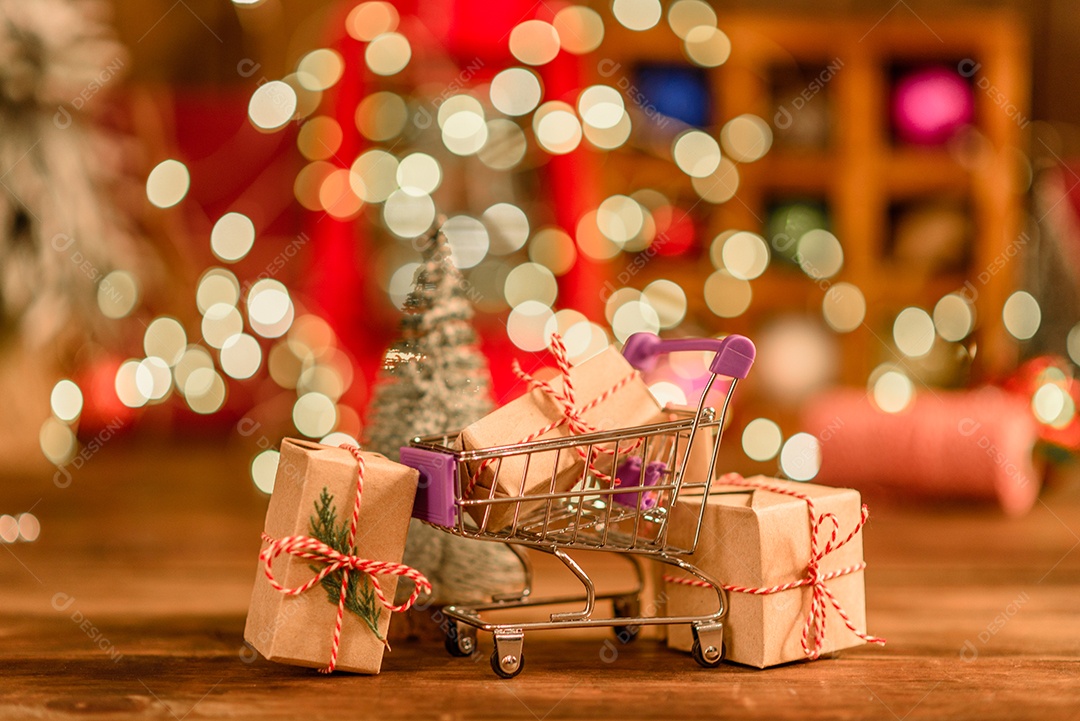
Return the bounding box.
[490,631,525,679]
[691,621,725,668]
[612,595,642,644]
[548,548,596,622]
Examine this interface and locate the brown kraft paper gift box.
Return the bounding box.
[665,477,869,668]
[460,346,662,531]
[244,439,419,674]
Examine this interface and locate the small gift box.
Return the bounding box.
[665,475,882,668]
[460,344,662,531]
[244,439,428,674]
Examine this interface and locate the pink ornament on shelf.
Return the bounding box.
[892,66,975,145]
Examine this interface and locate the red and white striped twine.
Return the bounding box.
[664,473,885,660]
[259,444,432,674]
[466,333,642,496]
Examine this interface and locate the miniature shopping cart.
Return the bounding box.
[399,332,755,678]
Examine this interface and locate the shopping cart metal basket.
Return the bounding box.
[399,332,755,677]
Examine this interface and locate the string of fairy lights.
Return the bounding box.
[35,0,1070,495]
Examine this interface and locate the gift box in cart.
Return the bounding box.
[399,332,756,678]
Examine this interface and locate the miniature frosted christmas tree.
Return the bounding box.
[365,226,523,605]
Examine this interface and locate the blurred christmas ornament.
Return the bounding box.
[363,226,524,604]
[892,66,975,146]
[0,0,145,345]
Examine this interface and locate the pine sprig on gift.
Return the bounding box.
[308,487,384,640]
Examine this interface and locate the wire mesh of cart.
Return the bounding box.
[399,332,755,678]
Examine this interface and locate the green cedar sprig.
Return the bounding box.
[308,487,384,641]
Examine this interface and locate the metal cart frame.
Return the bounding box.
[400,332,755,677]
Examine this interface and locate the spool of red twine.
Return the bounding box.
[803,388,1041,516]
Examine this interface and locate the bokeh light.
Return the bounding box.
[504,262,558,308]
[869,364,915,414]
[534,101,582,155]
[508,301,555,352]
[396,152,442,195]
[893,307,935,357]
[692,157,739,203]
[611,300,661,342]
[673,130,722,178]
[355,91,408,141]
[144,317,187,366]
[50,380,83,422]
[667,0,717,39]
[933,293,975,341]
[483,203,530,254]
[596,195,645,245]
[247,81,297,131]
[136,357,172,401]
[297,49,344,92]
[779,432,820,481]
[720,114,773,163]
[297,116,343,160]
[196,268,240,314]
[1003,291,1041,341]
[822,283,866,333]
[509,20,560,66]
[529,228,577,276]
[185,368,227,414]
[210,212,256,263]
[383,189,435,237]
[247,279,295,338]
[490,68,543,116]
[684,26,731,67]
[578,85,625,130]
[704,270,752,317]
[642,279,687,328]
[97,271,138,319]
[251,449,280,494]
[39,417,76,465]
[365,32,411,76]
[477,119,528,170]
[17,513,39,542]
[442,215,489,269]
[553,6,604,54]
[346,2,399,41]
[718,231,769,280]
[202,303,244,349]
[797,229,843,279]
[613,0,662,31]
[220,333,263,380]
[742,418,782,462]
[115,359,148,408]
[350,149,399,203]
[146,159,190,208]
[649,381,688,407]
[293,392,338,437]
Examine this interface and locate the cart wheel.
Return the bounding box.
[612,624,641,644]
[612,595,641,644]
[490,650,525,679]
[691,638,723,668]
[444,623,477,658]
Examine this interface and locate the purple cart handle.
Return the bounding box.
[622,332,756,379]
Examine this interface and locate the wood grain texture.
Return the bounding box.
[1,440,1078,719]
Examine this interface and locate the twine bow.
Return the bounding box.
[466,333,641,495]
[259,444,432,674]
[665,473,884,660]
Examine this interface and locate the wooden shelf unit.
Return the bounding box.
[595,10,1030,385]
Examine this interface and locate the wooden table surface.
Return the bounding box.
[2,439,1079,720]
